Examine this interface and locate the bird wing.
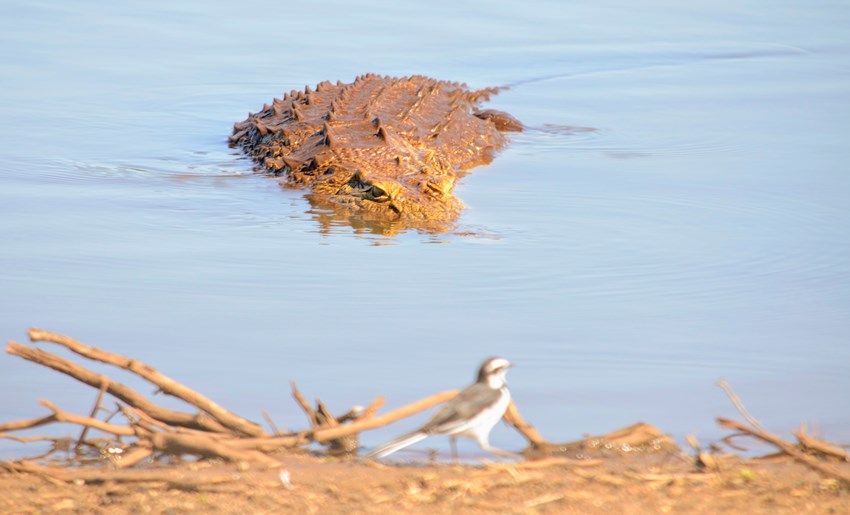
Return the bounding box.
[421,383,502,434]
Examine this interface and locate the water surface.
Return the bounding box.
[1,0,849,457]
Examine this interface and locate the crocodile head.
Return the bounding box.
[306,166,464,224]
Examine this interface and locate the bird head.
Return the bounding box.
[476,357,512,389]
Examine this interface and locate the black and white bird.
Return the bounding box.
[363,357,514,461]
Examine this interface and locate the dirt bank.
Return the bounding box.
[2,452,848,514]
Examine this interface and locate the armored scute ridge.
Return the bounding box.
[230,74,521,227]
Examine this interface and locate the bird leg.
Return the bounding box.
[451,436,460,463]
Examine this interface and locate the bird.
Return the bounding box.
[363,357,515,461]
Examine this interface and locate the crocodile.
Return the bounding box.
[229,74,521,229]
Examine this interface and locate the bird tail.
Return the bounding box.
[363,431,429,460]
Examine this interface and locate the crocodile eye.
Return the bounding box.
[369,185,388,200]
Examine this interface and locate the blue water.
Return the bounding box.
[1,0,849,458]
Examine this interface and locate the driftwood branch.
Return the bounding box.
[0,433,60,444]
[360,396,385,420]
[114,446,153,469]
[76,378,110,450]
[717,380,850,487]
[717,379,767,433]
[290,381,319,427]
[149,432,280,468]
[795,424,850,462]
[504,401,548,447]
[38,400,135,437]
[0,327,678,473]
[3,335,286,467]
[27,328,266,437]
[0,414,58,433]
[261,410,280,434]
[7,328,553,466]
[6,341,228,433]
[315,400,338,428]
[119,404,304,454]
[310,390,460,443]
[290,382,383,454]
[214,435,305,453]
[717,417,850,485]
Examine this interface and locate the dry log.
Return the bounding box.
[27,328,266,438]
[6,342,228,433]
